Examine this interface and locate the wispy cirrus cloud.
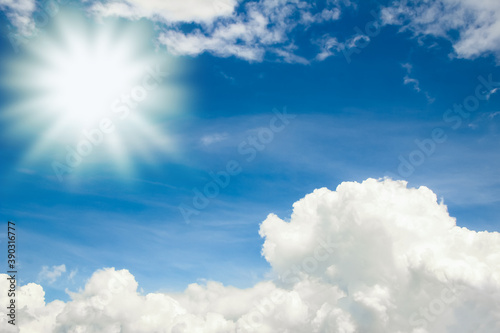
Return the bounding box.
[201,132,229,146]
[401,62,434,102]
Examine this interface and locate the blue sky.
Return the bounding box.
[1,0,500,305]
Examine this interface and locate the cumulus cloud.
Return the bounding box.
[2,178,500,332]
[381,0,500,61]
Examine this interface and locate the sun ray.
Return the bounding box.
[2,9,184,180]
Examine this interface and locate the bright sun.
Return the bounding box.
[4,10,181,179]
[48,37,134,125]
[25,12,151,128]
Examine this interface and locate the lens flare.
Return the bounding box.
[2,10,184,180]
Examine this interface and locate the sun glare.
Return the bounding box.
[48,39,132,125]
[3,10,182,179]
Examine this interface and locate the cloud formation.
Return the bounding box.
[401,63,434,103]
[381,0,500,61]
[3,1,500,63]
[0,0,36,35]
[90,0,238,24]
[86,0,347,63]
[38,264,67,284]
[154,0,340,63]
[201,132,229,146]
[1,178,500,332]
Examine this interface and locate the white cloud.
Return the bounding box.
[201,132,229,146]
[381,0,500,61]
[489,111,500,119]
[0,0,36,35]
[403,75,420,91]
[402,62,421,92]
[90,0,346,63]
[90,0,238,23]
[315,32,373,62]
[3,0,500,63]
[220,71,236,83]
[38,264,66,284]
[300,8,341,25]
[2,178,500,332]
[484,88,499,100]
[68,269,78,281]
[157,0,308,62]
[315,35,342,61]
[401,62,435,103]
[345,34,370,49]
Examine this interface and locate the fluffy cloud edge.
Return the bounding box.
[1,178,500,332]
